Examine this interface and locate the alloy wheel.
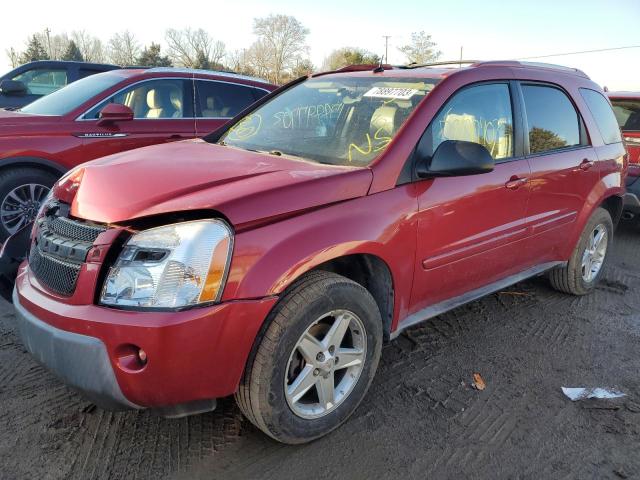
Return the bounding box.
[0,183,50,235]
[285,309,367,419]
[581,223,608,282]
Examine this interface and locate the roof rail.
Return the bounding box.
[398,60,481,69]
[473,60,589,78]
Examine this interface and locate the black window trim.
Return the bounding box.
[399,79,525,185]
[609,97,640,133]
[516,80,591,159]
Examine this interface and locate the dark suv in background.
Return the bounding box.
[607,92,640,221]
[0,60,119,110]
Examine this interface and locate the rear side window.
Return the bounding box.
[195,80,264,118]
[429,83,514,160]
[12,68,68,95]
[522,85,583,154]
[580,89,622,144]
[609,98,640,132]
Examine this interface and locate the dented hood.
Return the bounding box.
[71,139,373,226]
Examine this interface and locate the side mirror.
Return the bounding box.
[97,103,134,125]
[0,80,27,95]
[416,140,495,178]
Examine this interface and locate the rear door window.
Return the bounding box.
[195,80,264,118]
[521,85,583,154]
[580,89,622,144]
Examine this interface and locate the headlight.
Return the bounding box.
[100,219,233,309]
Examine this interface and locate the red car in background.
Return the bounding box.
[607,92,640,219]
[0,68,275,239]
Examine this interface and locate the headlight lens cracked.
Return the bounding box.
[100,219,233,309]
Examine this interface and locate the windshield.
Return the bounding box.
[20,71,128,116]
[610,99,640,132]
[217,76,439,166]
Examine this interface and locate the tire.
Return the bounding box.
[0,167,58,241]
[549,207,613,296]
[235,270,383,444]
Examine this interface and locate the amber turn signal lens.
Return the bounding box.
[199,236,231,303]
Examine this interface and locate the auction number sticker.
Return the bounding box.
[363,87,418,100]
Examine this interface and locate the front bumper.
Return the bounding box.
[624,174,640,214]
[14,263,278,412]
[13,288,139,410]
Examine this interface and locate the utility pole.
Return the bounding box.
[44,28,52,58]
[459,46,463,68]
[382,35,391,63]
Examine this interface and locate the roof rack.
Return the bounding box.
[398,60,481,69]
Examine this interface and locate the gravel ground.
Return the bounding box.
[1,223,639,480]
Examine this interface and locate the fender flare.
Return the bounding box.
[0,156,68,177]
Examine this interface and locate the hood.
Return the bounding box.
[71,139,373,227]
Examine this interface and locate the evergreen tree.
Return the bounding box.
[20,35,49,63]
[62,40,84,61]
[136,43,172,67]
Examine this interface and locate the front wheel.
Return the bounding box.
[235,271,383,444]
[549,207,613,295]
[0,167,58,240]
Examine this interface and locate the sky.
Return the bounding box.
[2,0,639,90]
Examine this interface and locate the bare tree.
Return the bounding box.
[6,48,20,68]
[108,30,141,66]
[398,31,441,65]
[71,30,106,63]
[165,28,225,68]
[248,14,309,84]
[34,31,70,60]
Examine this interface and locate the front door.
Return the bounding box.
[74,78,196,161]
[409,82,531,317]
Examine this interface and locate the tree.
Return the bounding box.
[248,14,310,84]
[6,48,20,68]
[137,43,172,67]
[165,28,225,68]
[71,30,106,62]
[398,31,441,65]
[322,47,380,71]
[290,58,314,79]
[20,35,49,63]
[108,30,140,66]
[62,40,84,61]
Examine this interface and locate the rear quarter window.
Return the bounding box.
[580,89,623,144]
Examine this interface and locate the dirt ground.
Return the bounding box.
[1,223,639,480]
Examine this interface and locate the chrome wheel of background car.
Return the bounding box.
[285,309,367,419]
[0,183,50,235]
[581,223,608,282]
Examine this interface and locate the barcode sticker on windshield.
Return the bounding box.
[363,87,418,100]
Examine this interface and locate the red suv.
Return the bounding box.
[607,92,640,219]
[0,68,275,239]
[11,61,626,444]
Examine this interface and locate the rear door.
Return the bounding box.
[75,77,196,160]
[518,82,598,263]
[409,82,532,315]
[194,79,270,136]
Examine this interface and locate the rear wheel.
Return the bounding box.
[0,167,58,240]
[549,207,613,295]
[235,271,383,444]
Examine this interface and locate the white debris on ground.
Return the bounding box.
[561,387,626,401]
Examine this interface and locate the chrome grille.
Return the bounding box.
[28,246,81,296]
[46,216,107,243]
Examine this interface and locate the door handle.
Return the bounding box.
[505,176,528,190]
[579,159,595,171]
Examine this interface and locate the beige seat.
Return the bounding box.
[146,88,180,118]
[202,96,230,118]
[370,105,398,138]
[442,113,478,143]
